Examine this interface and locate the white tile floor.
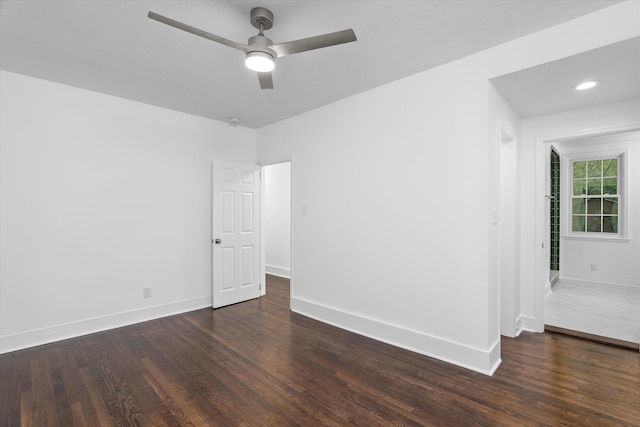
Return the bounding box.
[544,279,640,344]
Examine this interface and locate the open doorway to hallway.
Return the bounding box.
[542,130,639,350]
[263,161,292,288]
[491,37,639,349]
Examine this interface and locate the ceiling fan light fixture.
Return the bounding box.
[245,51,275,72]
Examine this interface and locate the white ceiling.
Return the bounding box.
[0,0,627,128]
[491,37,640,118]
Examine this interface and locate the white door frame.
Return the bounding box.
[260,157,294,299]
[499,121,520,337]
[533,122,639,332]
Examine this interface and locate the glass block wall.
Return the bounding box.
[550,148,560,271]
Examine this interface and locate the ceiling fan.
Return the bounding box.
[148,7,357,90]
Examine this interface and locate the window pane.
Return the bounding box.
[587,216,601,232]
[572,157,621,235]
[587,198,602,214]
[572,215,585,232]
[573,161,586,178]
[603,178,617,194]
[587,178,601,195]
[603,216,618,233]
[573,179,586,196]
[587,160,602,177]
[602,158,617,177]
[572,198,585,214]
[603,197,618,215]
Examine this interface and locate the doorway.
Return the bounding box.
[541,130,640,350]
[263,162,292,290]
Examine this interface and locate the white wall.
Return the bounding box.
[264,162,291,278]
[556,131,639,287]
[0,71,257,353]
[257,1,639,374]
[519,99,640,330]
[488,84,522,338]
[259,64,496,373]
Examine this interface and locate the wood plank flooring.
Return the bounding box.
[2,275,639,426]
[545,279,640,347]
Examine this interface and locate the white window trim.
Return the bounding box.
[562,148,628,240]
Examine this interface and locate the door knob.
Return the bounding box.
[214,238,222,244]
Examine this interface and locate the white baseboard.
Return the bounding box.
[501,316,525,338]
[0,296,212,354]
[291,297,502,376]
[520,315,541,333]
[265,265,291,279]
[560,273,639,288]
[514,315,525,337]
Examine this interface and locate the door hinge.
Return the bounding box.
[259,283,262,291]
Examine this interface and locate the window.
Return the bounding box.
[571,158,619,233]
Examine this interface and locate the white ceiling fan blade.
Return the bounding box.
[148,11,249,53]
[271,29,357,57]
[257,72,274,90]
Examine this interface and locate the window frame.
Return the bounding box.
[564,149,628,241]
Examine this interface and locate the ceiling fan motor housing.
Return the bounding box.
[250,7,274,31]
[247,34,276,59]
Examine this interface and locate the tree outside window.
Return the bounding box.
[571,158,618,233]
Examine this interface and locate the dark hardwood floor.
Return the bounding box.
[2,275,639,426]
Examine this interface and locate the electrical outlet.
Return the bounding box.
[590,263,598,272]
[143,287,152,298]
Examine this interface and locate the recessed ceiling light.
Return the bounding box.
[574,81,599,91]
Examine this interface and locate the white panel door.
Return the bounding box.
[212,161,261,308]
